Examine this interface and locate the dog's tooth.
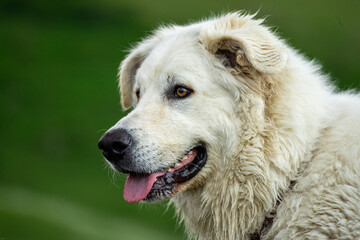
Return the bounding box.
[183,155,188,160]
[175,162,181,168]
[188,150,193,155]
[169,168,174,173]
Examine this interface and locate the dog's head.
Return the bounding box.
[98,13,287,203]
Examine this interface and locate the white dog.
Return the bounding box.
[98,12,360,239]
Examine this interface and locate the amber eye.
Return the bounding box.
[175,87,191,98]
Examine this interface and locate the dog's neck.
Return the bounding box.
[172,132,273,237]
[172,131,313,240]
[172,127,324,239]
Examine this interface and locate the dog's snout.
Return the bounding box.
[98,128,132,163]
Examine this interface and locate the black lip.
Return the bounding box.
[144,145,207,202]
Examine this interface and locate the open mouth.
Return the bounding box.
[123,145,207,203]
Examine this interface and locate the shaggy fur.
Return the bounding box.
[108,12,360,239]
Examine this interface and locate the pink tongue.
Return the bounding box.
[123,172,165,203]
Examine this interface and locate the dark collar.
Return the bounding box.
[249,180,296,240]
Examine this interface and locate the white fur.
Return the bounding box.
[111,12,360,239]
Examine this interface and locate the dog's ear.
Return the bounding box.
[201,13,287,74]
[119,27,180,109]
[119,51,145,109]
[119,37,161,109]
[119,45,150,109]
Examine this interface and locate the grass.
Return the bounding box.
[0,186,182,240]
[0,0,358,239]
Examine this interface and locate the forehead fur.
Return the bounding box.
[118,12,286,109]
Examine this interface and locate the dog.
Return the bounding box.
[98,12,360,239]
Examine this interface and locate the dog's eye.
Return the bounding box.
[175,87,191,98]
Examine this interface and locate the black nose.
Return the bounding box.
[98,128,132,163]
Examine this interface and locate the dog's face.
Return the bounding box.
[98,13,287,203]
[99,32,234,203]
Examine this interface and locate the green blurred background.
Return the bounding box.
[0,0,359,239]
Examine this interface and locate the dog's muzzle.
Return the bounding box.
[98,128,208,203]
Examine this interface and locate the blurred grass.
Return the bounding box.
[0,186,178,240]
[0,0,359,239]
